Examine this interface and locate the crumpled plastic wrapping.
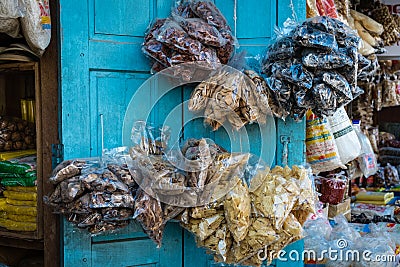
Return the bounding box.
[262,16,362,120]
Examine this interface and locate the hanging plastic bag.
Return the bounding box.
[0,0,24,18]
[315,0,339,19]
[189,0,231,30]
[327,107,361,164]
[20,0,51,55]
[172,14,228,47]
[353,120,378,178]
[306,110,345,174]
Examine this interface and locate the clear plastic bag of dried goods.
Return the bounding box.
[189,0,230,30]
[172,14,227,47]
[133,189,165,247]
[156,18,203,56]
[293,24,338,51]
[302,48,353,69]
[130,121,170,157]
[223,176,251,243]
[319,174,347,205]
[189,66,271,130]
[306,110,345,174]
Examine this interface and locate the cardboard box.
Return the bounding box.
[328,198,351,220]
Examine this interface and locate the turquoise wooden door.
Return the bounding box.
[59,0,306,266]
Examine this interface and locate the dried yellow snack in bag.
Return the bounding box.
[224,177,251,243]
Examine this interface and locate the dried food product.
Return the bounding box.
[293,25,338,51]
[20,0,51,54]
[327,107,361,164]
[175,16,227,47]
[189,0,230,30]
[49,160,85,184]
[0,116,36,152]
[134,190,165,246]
[333,0,349,21]
[319,176,346,205]
[262,16,361,120]
[384,164,400,187]
[302,49,353,69]
[130,121,170,157]
[156,19,203,56]
[224,176,251,243]
[350,10,383,35]
[142,39,172,67]
[144,19,166,42]
[189,68,271,130]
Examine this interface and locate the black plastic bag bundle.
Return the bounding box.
[262,16,362,120]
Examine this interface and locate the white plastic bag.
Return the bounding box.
[20,0,51,55]
[353,120,378,177]
[327,107,361,164]
[0,0,24,18]
[0,18,20,38]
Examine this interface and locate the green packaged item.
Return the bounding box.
[0,161,31,175]
[1,175,37,187]
[0,171,36,179]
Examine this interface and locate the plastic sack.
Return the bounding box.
[5,186,36,193]
[20,0,51,55]
[133,189,165,247]
[306,110,345,173]
[0,217,36,231]
[327,107,361,164]
[353,120,378,178]
[1,175,37,187]
[0,116,36,152]
[0,0,24,18]
[2,203,37,216]
[0,18,20,38]
[7,213,36,223]
[3,190,37,201]
[6,198,36,207]
[189,0,230,30]
[316,0,339,19]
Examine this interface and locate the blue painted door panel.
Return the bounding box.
[60,0,306,266]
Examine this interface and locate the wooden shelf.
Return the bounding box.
[0,233,43,250]
[0,62,37,72]
[0,228,40,241]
